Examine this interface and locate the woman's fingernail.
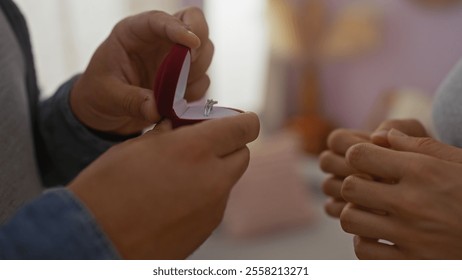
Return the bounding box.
[389,128,407,137]
[371,130,388,139]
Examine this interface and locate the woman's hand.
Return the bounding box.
[341,129,462,259]
[320,119,429,218]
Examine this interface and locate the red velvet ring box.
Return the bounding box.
[154,44,242,128]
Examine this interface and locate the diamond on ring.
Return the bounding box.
[204,99,218,117]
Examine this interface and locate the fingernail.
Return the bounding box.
[389,129,407,137]
[184,29,201,49]
[370,130,390,147]
[186,29,197,37]
[370,130,388,139]
[184,28,199,40]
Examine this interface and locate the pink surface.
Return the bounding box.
[222,132,315,237]
[321,0,462,128]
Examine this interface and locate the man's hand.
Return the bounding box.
[70,7,214,135]
[68,112,260,259]
[340,129,462,259]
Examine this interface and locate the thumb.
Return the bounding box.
[116,85,160,123]
[151,119,173,134]
[142,119,173,138]
[370,119,428,147]
[387,128,462,163]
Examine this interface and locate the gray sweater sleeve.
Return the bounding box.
[433,58,462,147]
[37,76,117,186]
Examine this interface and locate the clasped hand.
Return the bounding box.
[320,119,462,259]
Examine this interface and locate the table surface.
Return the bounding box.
[189,197,357,260]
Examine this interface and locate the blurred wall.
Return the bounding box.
[14,0,187,97]
[14,0,462,130]
[15,0,268,120]
[321,0,462,128]
[204,0,269,113]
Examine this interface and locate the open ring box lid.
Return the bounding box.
[154,44,242,128]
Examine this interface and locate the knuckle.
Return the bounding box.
[379,119,402,129]
[113,19,125,33]
[203,74,211,87]
[242,146,251,162]
[122,93,141,118]
[404,158,431,176]
[211,210,225,227]
[322,177,342,198]
[380,118,416,129]
[182,7,209,33]
[122,94,135,114]
[353,240,369,260]
[414,137,436,150]
[327,129,350,150]
[148,10,177,31]
[318,151,334,173]
[185,76,210,101]
[339,206,355,233]
[400,118,424,131]
[185,6,205,16]
[346,143,368,166]
[321,177,335,196]
[391,189,426,218]
[232,120,252,142]
[341,175,357,199]
[146,10,171,24]
[206,39,215,54]
[236,147,251,173]
[148,10,165,15]
[379,118,425,135]
[147,10,170,20]
[385,195,402,215]
[324,202,342,218]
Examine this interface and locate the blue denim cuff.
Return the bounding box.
[0,188,120,259]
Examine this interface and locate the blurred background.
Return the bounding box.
[15,0,462,259]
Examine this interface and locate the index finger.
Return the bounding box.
[371,119,428,147]
[175,7,209,46]
[346,143,410,180]
[175,7,213,64]
[116,11,201,51]
[327,129,370,155]
[185,112,260,157]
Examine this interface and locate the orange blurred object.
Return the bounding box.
[288,115,335,156]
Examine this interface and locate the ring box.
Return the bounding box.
[154,44,242,128]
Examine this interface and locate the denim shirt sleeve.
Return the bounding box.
[37,76,117,187]
[0,188,120,259]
